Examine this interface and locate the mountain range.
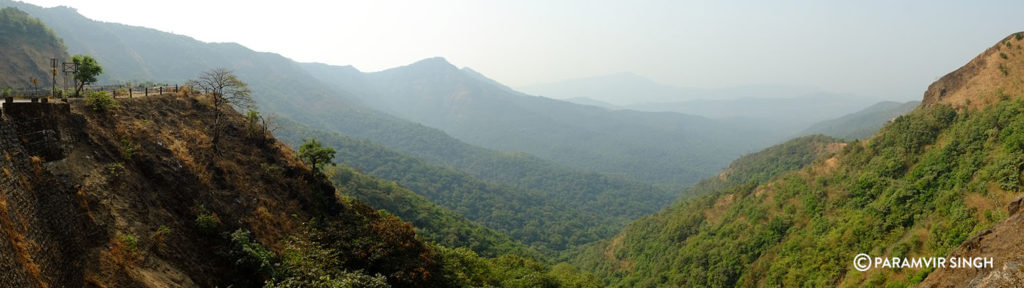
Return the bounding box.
[302,58,788,186]
[5,1,1013,287]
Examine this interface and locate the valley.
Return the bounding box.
[0,1,1021,287]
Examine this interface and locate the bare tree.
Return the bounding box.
[244,109,280,144]
[187,68,254,150]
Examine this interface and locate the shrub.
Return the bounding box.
[106,162,126,178]
[195,211,220,233]
[120,138,138,161]
[84,90,119,112]
[995,153,1024,191]
[1001,52,1009,59]
[119,233,139,251]
[152,225,172,252]
[225,229,276,278]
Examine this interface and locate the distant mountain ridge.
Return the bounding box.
[519,72,698,105]
[302,58,788,187]
[519,72,838,105]
[800,100,920,140]
[0,6,67,89]
[519,72,885,140]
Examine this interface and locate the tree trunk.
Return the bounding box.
[75,82,84,98]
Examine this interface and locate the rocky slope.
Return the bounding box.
[0,95,444,287]
[922,33,1024,109]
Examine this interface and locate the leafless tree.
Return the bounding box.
[244,109,280,144]
[187,68,254,150]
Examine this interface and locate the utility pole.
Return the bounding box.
[50,58,57,98]
[62,61,76,98]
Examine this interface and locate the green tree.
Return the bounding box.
[299,138,335,175]
[72,54,102,97]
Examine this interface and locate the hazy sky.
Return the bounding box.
[17,0,1024,100]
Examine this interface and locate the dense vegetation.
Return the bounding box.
[577,100,1024,287]
[258,194,600,288]
[328,165,533,258]
[0,6,67,89]
[276,120,664,253]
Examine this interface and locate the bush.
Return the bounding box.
[152,225,172,252]
[84,90,119,112]
[225,229,276,278]
[995,153,1024,191]
[119,233,139,251]
[265,231,389,288]
[120,138,138,161]
[195,211,220,233]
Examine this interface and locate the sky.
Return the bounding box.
[16,0,1024,101]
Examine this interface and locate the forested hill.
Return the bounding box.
[275,119,671,253]
[0,6,66,88]
[576,32,1024,287]
[301,59,784,187]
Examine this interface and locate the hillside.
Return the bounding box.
[576,32,1024,287]
[327,164,535,258]
[302,58,783,187]
[275,120,667,253]
[800,100,920,140]
[922,33,1024,109]
[0,95,447,287]
[0,93,606,287]
[0,6,66,89]
[912,32,1024,286]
